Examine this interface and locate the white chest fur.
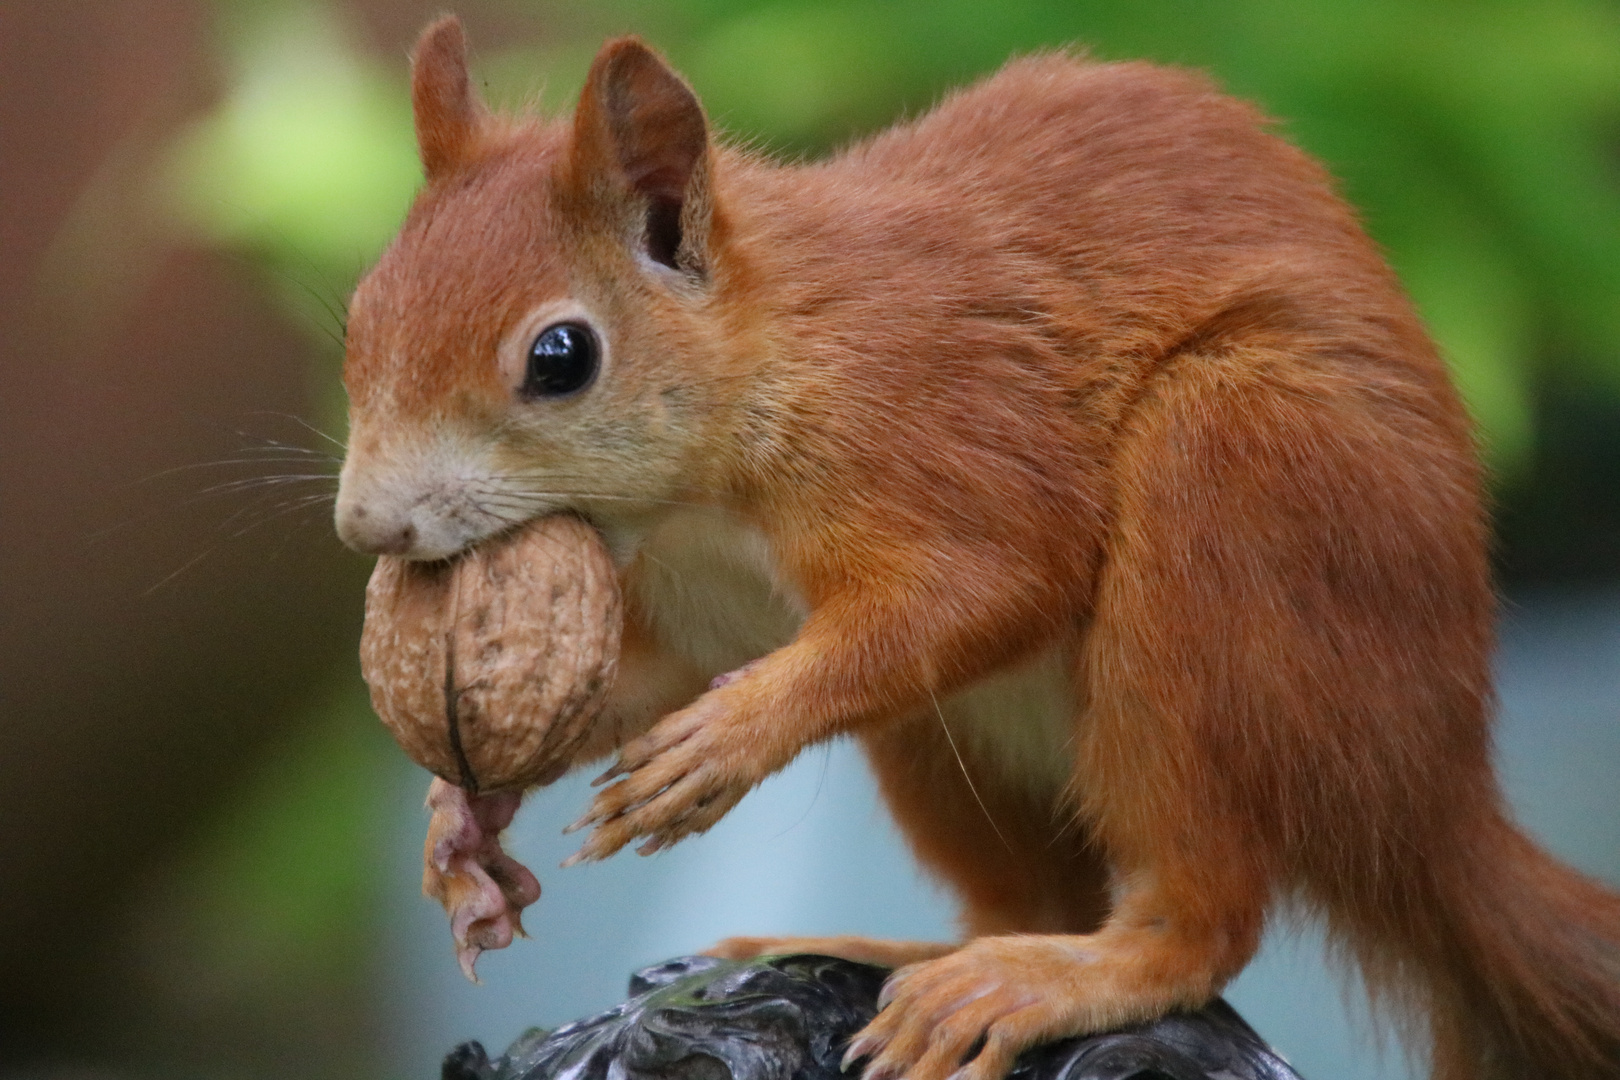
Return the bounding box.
[934,647,1079,801]
[624,509,808,678]
[621,509,1078,801]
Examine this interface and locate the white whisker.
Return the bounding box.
[122,458,339,487]
[242,410,348,452]
[224,491,338,539]
[142,549,214,597]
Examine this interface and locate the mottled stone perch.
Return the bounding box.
[440,955,1304,1080]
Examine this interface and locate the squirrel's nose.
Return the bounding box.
[335,500,417,556]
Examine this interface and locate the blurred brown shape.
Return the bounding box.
[0,0,370,1069]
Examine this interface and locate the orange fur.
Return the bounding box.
[335,18,1620,1080]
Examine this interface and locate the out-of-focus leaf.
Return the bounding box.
[1392,204,1536,474]
[476,44,600,118]
[179,692,390,982]
[160,2,419,273]
[686,5,906,151]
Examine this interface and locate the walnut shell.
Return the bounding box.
[359,515,622,792]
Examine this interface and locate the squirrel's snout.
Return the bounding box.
[335,498,418,556]
[334,436,506,560]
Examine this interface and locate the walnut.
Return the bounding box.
[359,515,622,793]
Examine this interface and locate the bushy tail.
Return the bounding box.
[1341,814,1620,1080]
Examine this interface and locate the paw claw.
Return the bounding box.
[841,1036,880,1072]
[877,976,905,1010]
[590,761,626,787]
[862,1056,904,1080]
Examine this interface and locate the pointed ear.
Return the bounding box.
[411,16,482,179]
[572,37,712,273]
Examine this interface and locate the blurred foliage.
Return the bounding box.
[108,688,392,1076]
[166,4,417,271]
[172,693,385,982]
[162,0,1620,477]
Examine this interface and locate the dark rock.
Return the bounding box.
[441,955,1303,1080]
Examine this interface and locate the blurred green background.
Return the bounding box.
[2,0,1617,1078]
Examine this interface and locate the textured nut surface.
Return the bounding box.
[360,515,622,792]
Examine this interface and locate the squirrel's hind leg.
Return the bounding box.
[705,936,957,968]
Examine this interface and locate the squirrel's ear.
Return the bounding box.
[571,37,712,274]
[411,16,482,179]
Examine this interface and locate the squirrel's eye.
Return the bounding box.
[523,322,599,397]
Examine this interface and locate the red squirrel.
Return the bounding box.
[333,17,1620,1080]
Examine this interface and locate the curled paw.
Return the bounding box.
[563,694,765,864]
[423,778,542,981]
[843,937,1109,1080]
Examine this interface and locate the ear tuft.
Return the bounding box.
[411,16,481,179]
[574,38,710,271]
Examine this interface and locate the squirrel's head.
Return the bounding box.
[335,17,738,560]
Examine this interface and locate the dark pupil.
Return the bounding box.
[524,323,598,397]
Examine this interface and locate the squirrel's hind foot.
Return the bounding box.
[423,778,541,981]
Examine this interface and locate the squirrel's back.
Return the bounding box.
[718,55,1458,436]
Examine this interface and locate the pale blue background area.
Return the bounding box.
[381,588,1620,1080]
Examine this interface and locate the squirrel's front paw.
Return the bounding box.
[422,778,541,981]
[564,690,769,863]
